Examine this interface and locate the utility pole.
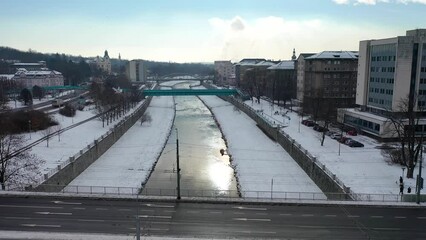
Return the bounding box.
[136,193,140,240]
[417,146,424,204]
[176,128,181,200]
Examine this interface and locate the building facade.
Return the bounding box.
[266,60,297,104]
[299,51,358,116]
[126,60,147,82]
[12,68,64,88]
[214,60,235,86]
[296,53,315,102]
[339,29,426,139]
[95,50,112,74]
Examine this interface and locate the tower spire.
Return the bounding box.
[291,48,296,61]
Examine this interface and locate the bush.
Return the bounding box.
[59,104,76,117]
[0,110,58,134]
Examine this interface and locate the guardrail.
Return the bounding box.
[25,184,404,202]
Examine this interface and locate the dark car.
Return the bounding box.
[302,120,315,127]
[313,124,328,132]
[347,130,358,136]
[346,139,364,147]
[338,136,351,143]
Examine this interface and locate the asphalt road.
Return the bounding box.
[0,197,426,239]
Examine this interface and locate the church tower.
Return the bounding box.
[291,48,296,61]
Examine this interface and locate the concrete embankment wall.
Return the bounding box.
[203,85,352,200]
[34,97,153,192]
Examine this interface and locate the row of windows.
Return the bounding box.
[421,67,426,72]
[369,88,393,95]
[368,97,392,106]
[419,90,426,95]
[326,60,341,65]
[420,78,426,84]
[369,77,395,84]
[344,115,380,133]
[371,67,396,73]
[371,56,396,62]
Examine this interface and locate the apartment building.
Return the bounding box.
[126,60,147,82]
[339,29,426,139]
[299,51,358,115]
[12,68,64,88]
[214,60,235,86]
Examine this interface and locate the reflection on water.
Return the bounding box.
[143,86,239,198]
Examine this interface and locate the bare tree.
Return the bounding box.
[385,95,424,178]
[42,127,53,147]
[0,134,43,190]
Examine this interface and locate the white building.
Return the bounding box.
[12,68,64,88]
[95,50,112,74]
[126,60,147,82]
[338,29,426,139]
[214,60,235,86]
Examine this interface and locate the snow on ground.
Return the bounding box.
[26,100,147,184]
[68,96,175,189]
[199,95,323,197]
[245,98,416,195]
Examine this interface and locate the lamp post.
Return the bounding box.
[176,128,181,200]
[417,147,424,204]
[28,120,31,139]
[270,175,282,200]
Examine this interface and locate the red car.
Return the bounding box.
[347,130,357,136]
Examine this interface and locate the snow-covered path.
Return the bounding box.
[199,96,323,197]
[68,96,175,189]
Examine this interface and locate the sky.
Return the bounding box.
[0,0,425,63]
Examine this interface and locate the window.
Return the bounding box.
[372,56,376,61]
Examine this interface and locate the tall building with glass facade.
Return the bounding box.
[339,29,426,139]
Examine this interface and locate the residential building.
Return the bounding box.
[296,53,315,102]
[339,29,426,139]
[12,68,64,88]
[126,60,147,82]
[235,58,266,88]
[298,51,358,117]
[214,60,235,86]
[266,61,297,104]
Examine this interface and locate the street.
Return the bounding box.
[1,197,426,239]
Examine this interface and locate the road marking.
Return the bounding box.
[417,217,426,219]
[77,219,105,222]
[35,212,72,215]
[145,204,174,208]
[233,218,271,222]
[5,217,31,220]
[21,224,61,228]
[164,210,176,213]
[347,215,359,218]
[372,227,401,231]
[233,212,244,215]
[232,206,267,211]
[138,215,172,219]
[371,216,383,219]
[95,208,108,211]
[209,211,222,214]
[394,216,406,219]
[52,200,82,205]
[280,213,292,216]
[0,204,62,209]
[128,227,169,231]
[255,213,267,216]
[301,214,314,217]
[73,207,85,210]
[118,208,132,211]
[235,230,276,234]
[186,210,199,214]
[324,215,337,217]
[139,209,155,212]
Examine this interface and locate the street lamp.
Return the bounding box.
[176,128,181,200]
[271,175,283,199]
[28,120,31,139]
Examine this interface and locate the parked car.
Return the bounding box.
[313,124,328,132]
[302,120,315,127]
[51,98,64,107]
[338,136,351,143]
[347,130,358,136]
[325,131,335,136]
[346,139,364,147]
[330,133,342,140]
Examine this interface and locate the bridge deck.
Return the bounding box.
[144,89,237,96]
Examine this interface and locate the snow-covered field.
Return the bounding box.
[68,96,175,190]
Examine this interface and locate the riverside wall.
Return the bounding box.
[203,84,352,200]
[34,97,152,192]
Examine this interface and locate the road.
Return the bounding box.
[0,197,425,239]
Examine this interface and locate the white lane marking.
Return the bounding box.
[144,204,174,208]
[394,216,406,219]
[128,227,169,231]
[347,215,359,218]
[256,213,267,216]
[235,230,276,234]
[73,207,85,210]
[233,206,267,211]
[324,215,337,217]
[95,208,108,211]
[35,212,72,215]
[139,209,155,212]
[77,219,105,222]
[209,211,222,214]
[51,200,82,205]
[371,216,383,218]
[372,227,401,231]
[233,218,271,222]
[301,214,314,217]
[5,217,31,220]
[164,210,176,213]
[138,215,172,219]
[417,217,426,219]
[21,224,61,228]
[0,204,62,209]
[280,213,292,216]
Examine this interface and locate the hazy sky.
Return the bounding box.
[0,0,425,62]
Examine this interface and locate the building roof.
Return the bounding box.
[267,61,295,70]
[0,74,14,80]
[15,68,62,76]
[255,60,276,66]
[237,58,266,66]
[305,51,358,60]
